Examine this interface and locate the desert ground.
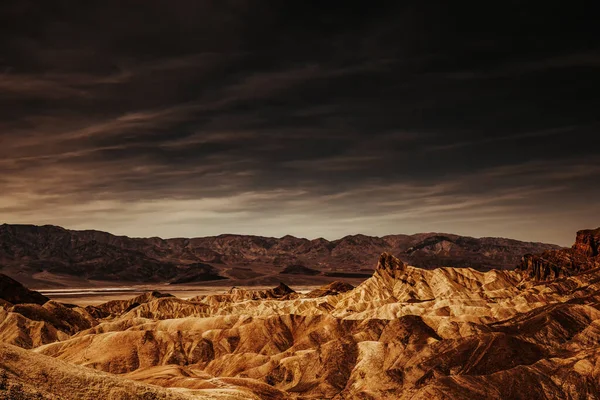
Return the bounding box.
[1,228,599,399]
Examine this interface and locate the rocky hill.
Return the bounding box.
[0,274,49,305]
[518,227,600,280]
[0,224,561,286]
[0,228,599,399]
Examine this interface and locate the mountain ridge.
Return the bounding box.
[0,223,562,286]
[0,223,562,248]
[1,228,599,399]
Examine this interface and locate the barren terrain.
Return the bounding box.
[0,224,560,288]
[1,228,599,399]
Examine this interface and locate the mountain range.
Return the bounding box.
[0,224,561,287]
[0,227,599,399]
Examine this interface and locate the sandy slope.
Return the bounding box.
[2,234,600,399]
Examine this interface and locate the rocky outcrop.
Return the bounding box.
[0,274,49,305]
[10,301,95,335]
[227,282,295,301]
[0,300,96,349]
[31,250,600,399]
[0,343,202,400]
[306,281,354,298]
[518,227,600,280]
[188,282,298,307]
[377,252,407,272]
[90,291,174,318]
[3,242,600,399]
[573,228,600,256]
[267,282,295,298]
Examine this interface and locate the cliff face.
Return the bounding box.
[518,228,600,280]
[573,228,600,257]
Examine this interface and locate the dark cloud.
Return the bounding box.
[0,1,599,245]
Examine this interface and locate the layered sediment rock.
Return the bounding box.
[2,229,600,399]
[518,228,600,280]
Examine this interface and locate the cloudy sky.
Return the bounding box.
[1,1,599,245]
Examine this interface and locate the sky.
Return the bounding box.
[0,1,599,245]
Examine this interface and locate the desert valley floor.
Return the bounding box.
[1,228,600,399]
[36,285,325,307]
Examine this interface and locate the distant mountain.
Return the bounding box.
[0,224,561,286]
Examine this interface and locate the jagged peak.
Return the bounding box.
[227,286,240,293]
[376,252,406,272]
[273,281,294,294]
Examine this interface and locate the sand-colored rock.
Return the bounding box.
[3,229,600,399]
[0,342,199,400]
[305,281,354,298]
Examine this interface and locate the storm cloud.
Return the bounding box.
[0,1,599,245]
